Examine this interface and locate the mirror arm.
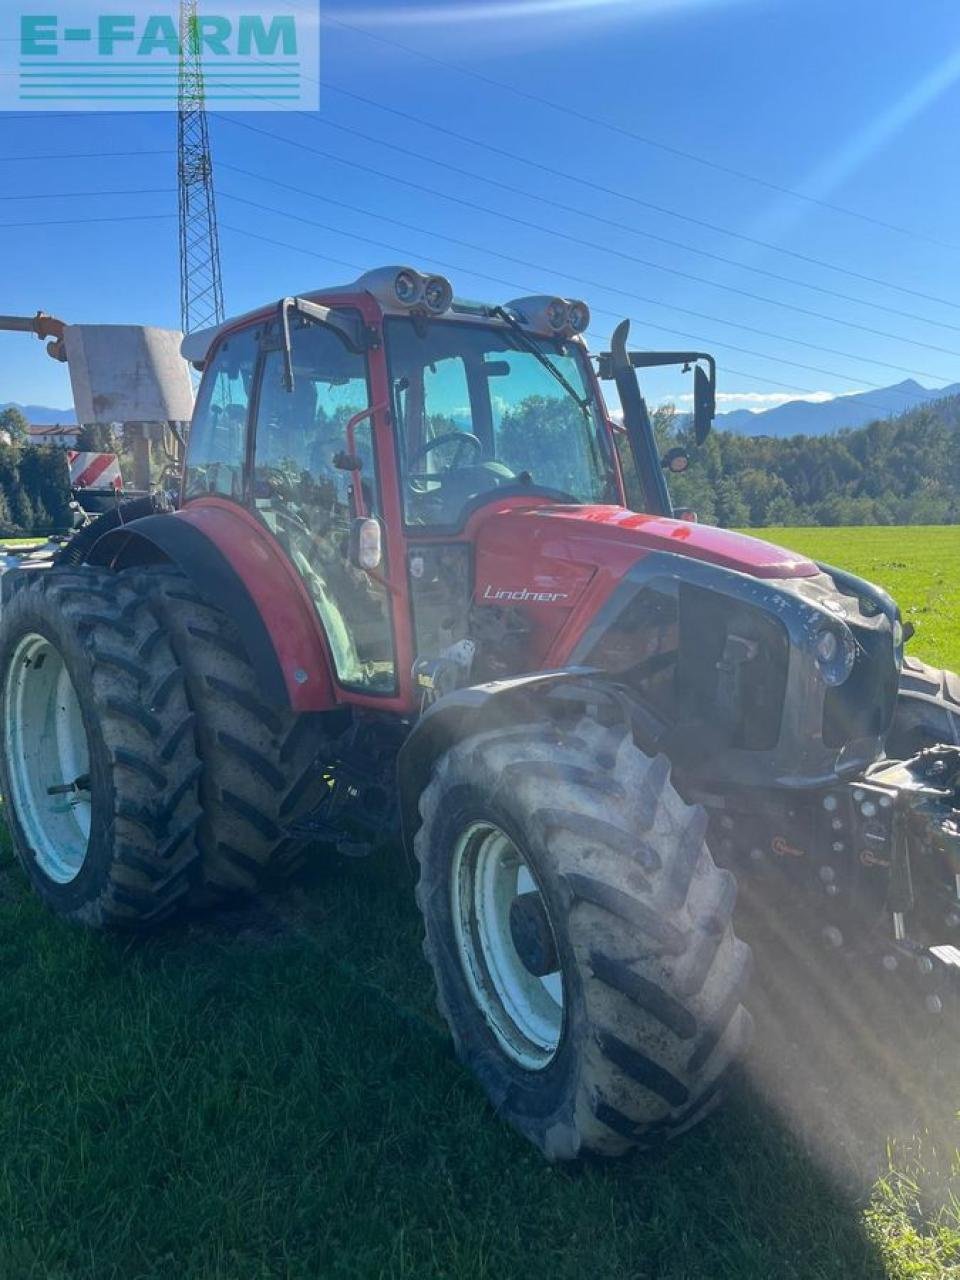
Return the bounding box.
[608,320,673,517]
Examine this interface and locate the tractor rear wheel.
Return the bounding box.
[414,716,753,1159]
[128,566,332,898]
[0,566,202,926]
[888,656,960,757]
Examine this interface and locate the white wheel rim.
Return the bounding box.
[4,632,92,884]
[451,821,564,1070]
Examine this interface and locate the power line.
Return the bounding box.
[316,85,960,315]
[216,192,951,395]
[215,181,957,382]
[217,219,920,421]
[213,122,960,354]
[0,187,173,200]
[322,9,960,254]
[214,116,960,336]
[13,75,956,320]
[0,212,174,229]
[0,148,173,161]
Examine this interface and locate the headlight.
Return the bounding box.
[814,625,856,686]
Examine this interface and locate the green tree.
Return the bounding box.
[8,483,33,533]
[0,406,29,445]
[76,422,118,452]
[714,477,749,528]
[0,483,12,532]
[498,395,608,498]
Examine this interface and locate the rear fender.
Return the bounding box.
[398,668,608,854]
[86,503,337,711]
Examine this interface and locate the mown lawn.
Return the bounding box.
[0,525,958,1279]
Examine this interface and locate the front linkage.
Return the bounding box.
[712,742,960,1013]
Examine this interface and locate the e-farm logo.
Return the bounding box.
[4,1,318,111]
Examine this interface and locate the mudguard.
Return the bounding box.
[397,668,602,854]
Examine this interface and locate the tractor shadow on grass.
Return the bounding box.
[187,848,908,1278]
[0,833,932,1278]
[733,876,960,1226]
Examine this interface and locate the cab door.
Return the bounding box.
[250,315,397,695]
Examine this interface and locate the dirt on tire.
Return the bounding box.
[414,715,753,1159]
[128,566,332,899]
[0,565,202,927]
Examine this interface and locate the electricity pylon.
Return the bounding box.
[178,0,225,335]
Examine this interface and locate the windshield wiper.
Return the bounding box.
[491,307,591,413]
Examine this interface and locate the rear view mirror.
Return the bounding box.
[693,364,715,446]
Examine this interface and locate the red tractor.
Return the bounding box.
[1,266,958,1160]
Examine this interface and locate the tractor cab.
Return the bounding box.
[178,265,715,710]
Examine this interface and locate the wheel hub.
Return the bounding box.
[4,632,92,884]
[509,890,559,977]
[451,820,564,1070]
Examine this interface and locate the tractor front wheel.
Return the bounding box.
[888,656,960,757]
[414,716,753,1159]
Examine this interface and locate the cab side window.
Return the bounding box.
[252,319,395,694]
[183,328,258,501]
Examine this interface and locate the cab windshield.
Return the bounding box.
[387,317,618,527]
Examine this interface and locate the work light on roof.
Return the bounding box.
[423,274,454,315]
[567,300,590,334]
[394,269,423,306]
[353,265,454,315]
[546,299,568,332]
[505,295,590,339]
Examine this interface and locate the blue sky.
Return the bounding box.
[2,0,959,417]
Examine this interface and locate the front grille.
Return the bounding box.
[580,580,789,753]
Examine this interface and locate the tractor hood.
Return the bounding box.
[472,503,817,605]
[528,505,817,578]
[469,501,820,676]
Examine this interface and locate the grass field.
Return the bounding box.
[0,525,958,1279]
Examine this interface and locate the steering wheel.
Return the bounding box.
[408,431,482,474]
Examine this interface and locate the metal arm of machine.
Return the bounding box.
[0,311,68,362]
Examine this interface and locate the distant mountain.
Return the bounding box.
[715,379,960,437]
[1,401,76,424]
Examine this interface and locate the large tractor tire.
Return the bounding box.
[128,566,332,898]
[887,655,960,758]
[414,715,753,1159]
[0,566,202,927]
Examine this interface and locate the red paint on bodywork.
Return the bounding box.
[470,502,819,670]
[531,506,819,578]
[172,499,338,711]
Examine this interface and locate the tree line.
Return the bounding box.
[0,408,72,536]
[654,393,960,527]
[1,390,958,536]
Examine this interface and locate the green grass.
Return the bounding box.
[0,524,958,1279]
